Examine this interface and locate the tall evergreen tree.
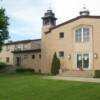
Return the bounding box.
[51,52,61,75]
[0,7,9,51]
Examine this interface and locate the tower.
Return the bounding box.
[42,9,57,33]
[79,5,90,16]
[41,9,57,73]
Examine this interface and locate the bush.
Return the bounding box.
[0,62,8,70]
[51,52,61,75]
[16,68,35,73]
[94,70,100,78]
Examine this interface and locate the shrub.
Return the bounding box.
[94,70,100,78]
[51,52,61,75]
[16,68,35,73]
[0,62,8,70]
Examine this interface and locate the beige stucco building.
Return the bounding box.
[0,39,41,72]
[1,7,100,77]
[41,7,100,77]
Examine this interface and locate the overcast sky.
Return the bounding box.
[1,0,100,41]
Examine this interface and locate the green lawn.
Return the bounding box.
[0,73,100,100]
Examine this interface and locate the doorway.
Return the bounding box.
[77,53,89,69]
[16,57,21,66]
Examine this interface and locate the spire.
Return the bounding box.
[79,4,90,16]
[48,1,52,11]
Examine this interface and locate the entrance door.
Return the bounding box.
[77,53,89,69]
[16,57,21,66]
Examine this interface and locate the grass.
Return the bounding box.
[0,73,100,100]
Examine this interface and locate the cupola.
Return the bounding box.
[42,9,57,28]
[79,6,90,16]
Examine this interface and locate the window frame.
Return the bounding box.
[59,32,64,38]
[6,57,10,63]
[32,54,35,59]
[59,51,64,58]
[76,53,90,69]
[75,27,90,43]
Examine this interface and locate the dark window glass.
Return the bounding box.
[32,55,35,59]
[59,51,64,57]
[6,57,10,63]
[77,53,89,69]
[77,54,82,68]
[83,54,89,68]
[59,32,64,38]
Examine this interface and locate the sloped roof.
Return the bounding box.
[12,49,41,53]
[5,39,41,45]
[45,15,100,34]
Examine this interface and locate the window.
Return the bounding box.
[39,54,41,59]
[83,28,89,42]
[77,53,89,69]
[75,28,82,42]
[77,54,82,68]
[32,55,35,59]
[59,32,64,38]
[83,54,89,68]
[59,51,64,57]
[6,57,10,63]
[16,57,21,66]
[75,27,90,42]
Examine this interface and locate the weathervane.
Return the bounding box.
[83,0,86,8]
[48,0,53,10]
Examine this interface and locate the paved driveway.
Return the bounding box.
[44,76,100,83]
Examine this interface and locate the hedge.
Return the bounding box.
[94,70,100,78]
[0,62,8,70]
[16,68,35,73]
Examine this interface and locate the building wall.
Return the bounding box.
[31,41,41,49]
[1,16,100,74]
[0,45,14,65]
[0,40,41,66]
[93,20,100,70]
[13,52,41,72]
[41,18,100,73]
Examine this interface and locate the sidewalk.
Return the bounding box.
[44,76,100,83]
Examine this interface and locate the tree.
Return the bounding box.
[51,52,61,75]
[0,7,9,51]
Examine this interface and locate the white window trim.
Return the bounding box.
[74,26,90,43]
[58,50,64,59]
[76,52,91,70]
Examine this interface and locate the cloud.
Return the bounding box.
[1,0,47,40]
[1,0,100,41]
[9,27,41,41]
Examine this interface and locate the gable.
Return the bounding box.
[45,16,100,34]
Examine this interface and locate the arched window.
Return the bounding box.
[75,27,89,42]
